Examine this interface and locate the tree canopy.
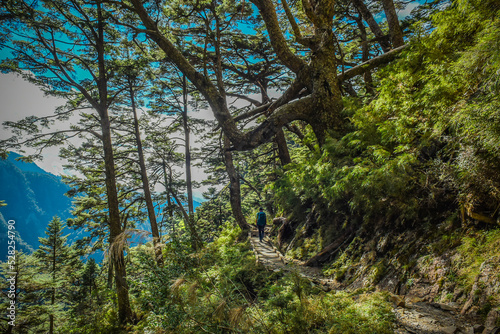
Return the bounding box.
[2,0,500,331]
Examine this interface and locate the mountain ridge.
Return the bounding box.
[0,152,72,260]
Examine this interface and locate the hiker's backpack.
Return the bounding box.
[257,211,266,226]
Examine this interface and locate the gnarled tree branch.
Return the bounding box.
[338,44,407,82]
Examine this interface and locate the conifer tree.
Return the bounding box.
[0,0,134,322]
[0,252,53,332]
[34,216,73,334]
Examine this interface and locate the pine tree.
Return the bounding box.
[0,0,134,322]
[34,216,74,334]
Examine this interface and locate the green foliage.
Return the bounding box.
[3,0,500,332]
[125,224,395,333]
[453,229,500,289]
[267,0,500,229]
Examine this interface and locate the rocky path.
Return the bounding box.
[392,299,482,334]
[248,228,481,334]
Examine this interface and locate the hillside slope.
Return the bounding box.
[0,153,72,259]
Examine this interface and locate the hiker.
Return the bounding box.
[256,207,266,242]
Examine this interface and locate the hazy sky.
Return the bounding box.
[0,72,218,197]
[0,72,67,174]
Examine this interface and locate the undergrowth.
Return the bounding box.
[453,228,500,293]
[130,223,395,333]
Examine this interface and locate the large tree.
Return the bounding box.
[0,0,133,323]
[125,0,407,151]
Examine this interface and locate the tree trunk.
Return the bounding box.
[106,259,113,289]
[307,32,344,143]
[182,74,194,216]
[352,0,391,52]
[380,0,405,47]
[96,0,133,324]
[49,302,54,334]
[355,13,375,95]
[50,234,56,334]
[223,135,250,232]
[129,77,163,266]
[275,129,291,165]
[162,161,174,228]
[100,112,133,324]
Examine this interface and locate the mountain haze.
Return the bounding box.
[0,152,72,260]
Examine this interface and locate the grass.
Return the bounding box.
[454,229,500,289]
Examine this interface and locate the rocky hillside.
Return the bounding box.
[270,212,500,333]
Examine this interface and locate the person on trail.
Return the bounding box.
[256,207,266,242]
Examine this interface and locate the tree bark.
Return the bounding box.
[275,129,291,165]
[223,135,250,232]
[100,111,133,324]
[129,77,163,266]
[380,0,405,47]
[182,74,194,216]
[96,1,132,324]
[50,230,56,334]
[107,259,113,289]
[162,161,174,223]
[352,0,391,52]
[355,13,375,95]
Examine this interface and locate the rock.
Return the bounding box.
[461,297,474,315]
[432,302,459,312]
[376,234,390,254]
[485,310,500,329]
[462,257,500,316]
[407,296,424,304]
[442,325,458,334]
[474,325,485,333]
[460,326,474,334]
[390,294,406,308]
[453,289,465,303]
[483,328,500,334]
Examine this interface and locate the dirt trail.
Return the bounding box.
[248,228,480,334]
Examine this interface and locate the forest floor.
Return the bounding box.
[248,228,481,334]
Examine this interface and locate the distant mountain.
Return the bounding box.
[0,152,72,260]
[6,152,48,174]
[0,152,207,261]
